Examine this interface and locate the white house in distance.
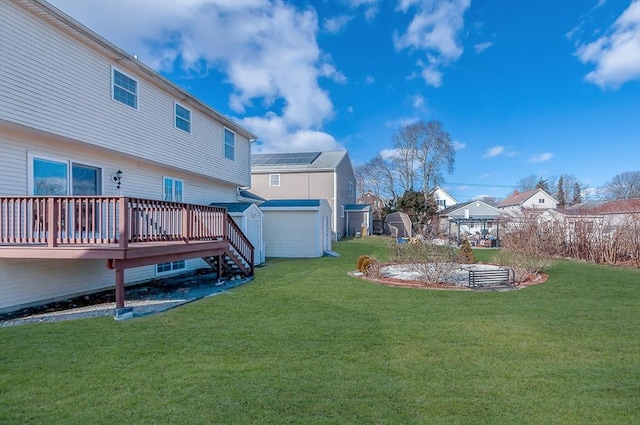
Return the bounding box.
[250,151,357,239]
[429,186,458,212]
[497,188,558,214]
[0,0,257,314]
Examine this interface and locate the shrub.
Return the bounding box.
[492,249,553,282]
[356,254,381,278]
[356,255,373,272]
[456,239,477,264]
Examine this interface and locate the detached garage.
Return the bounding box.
[260,199,332,258]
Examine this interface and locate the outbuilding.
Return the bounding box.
[210,202,265,265]
[259,199,332,258]
[385,211,412,237]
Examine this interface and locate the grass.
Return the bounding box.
[1,236,639,424]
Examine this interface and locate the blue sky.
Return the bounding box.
[50,0,639,201]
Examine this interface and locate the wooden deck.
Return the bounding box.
[1,196,254,310]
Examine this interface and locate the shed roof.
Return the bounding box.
[209,202,255,213]
[345,204,370,212]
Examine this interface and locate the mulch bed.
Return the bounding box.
[349,268,548,291]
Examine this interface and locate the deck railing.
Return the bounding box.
[0,196,227,248]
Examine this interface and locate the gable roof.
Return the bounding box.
[429,186,457,203]
[251,151,349,173]
[497,188,557,208]
[439,200,502,218]
[19,0,257,141]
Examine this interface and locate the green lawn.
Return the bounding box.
[1,236,639,424]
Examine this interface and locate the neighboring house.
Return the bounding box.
[0,0,256,314]
[356,191,386,235]
[436,200,502,242]
[344,204,371,237]
[497,189,558,214]
[429,186,458,212]
[357,191,387,217]
[251,151,356,239]
[542,198,640,228]
[259,199,332,258]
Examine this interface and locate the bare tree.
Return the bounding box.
[368,154,399,205]
[390,125,418,193]
[602,171,640,200]
[514,174,540,192]
[414,120,455,193]
[390,120,455,195]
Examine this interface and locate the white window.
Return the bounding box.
[539,198,545,203]
[269,174,280,187]
[348,181,354,197]
[31,154,101,196]
[340,205,345,218]
[112,67,138,109]
[224,128,235,160]
[157,260,185,274]
[437,199,446,207]
[163,177,183,202]
[175,103,191,133]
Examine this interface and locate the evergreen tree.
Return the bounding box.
[397,189,427,227]
[556,175,566,208]
[571,182,582,205]
[535,179,550,192]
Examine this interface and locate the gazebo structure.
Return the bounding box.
[436,201,502,245]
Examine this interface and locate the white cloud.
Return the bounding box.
[453,140,466,151]
[529,153,554,163]
[347,0,380,21]
[49,0,341,152]
[473,41,494,53]
[575,0,640,89]
[379,148,400,160]
[365,75,375,84]
[244,113,343,153]
[394,0,471,87]
[412,94,426,109]
[483,146,505,158]
[323,15,352,34]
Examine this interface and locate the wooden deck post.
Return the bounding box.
[115,268,125,309]
[47,198,58,248]
[118,197,129,249]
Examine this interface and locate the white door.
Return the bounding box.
[246,218,263,265]
[323,215,331,251]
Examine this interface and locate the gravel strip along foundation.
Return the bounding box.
[1,272,253,327]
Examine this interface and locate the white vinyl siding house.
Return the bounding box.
[497,189,558,214]
[0,0,257,313]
